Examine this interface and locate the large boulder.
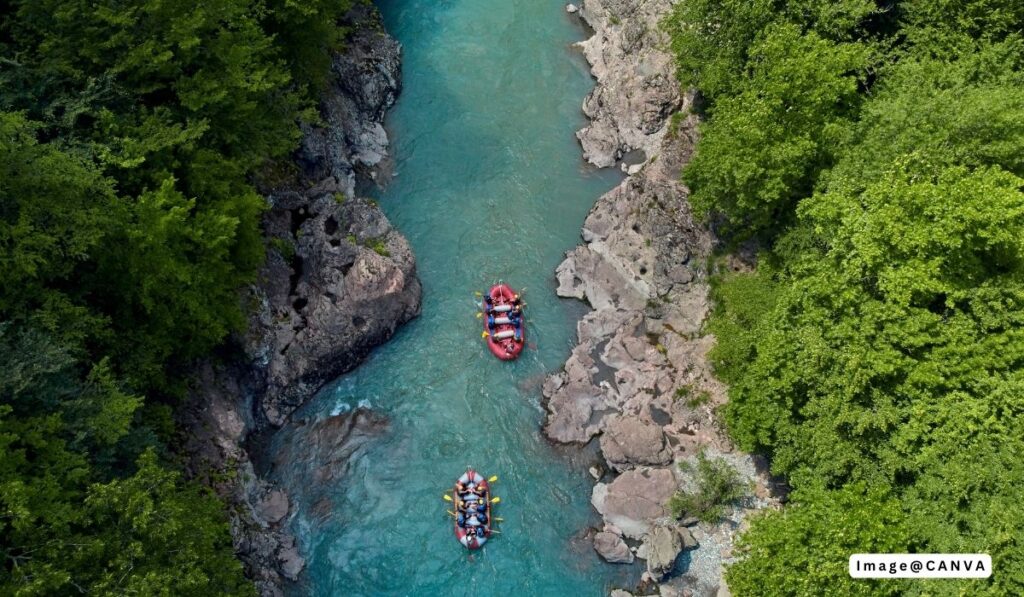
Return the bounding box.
[255,489,290,525]
[594,531,634,564]
[592,467,677,539]
[276,536,305,581]
[600,414,673,471]
[644,525,682,579]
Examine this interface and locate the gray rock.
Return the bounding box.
[277,543,305,581]
[644,525,682,579]
[574,0,682,168]
[594,531,635,564]
[256,194,421,426]
[256,489,290,525]
[298,6,403,199]
[679,527,699,550]
[246,1,420,426]
[592,468,677,539]
[566,3,579,13]
[544,378,610,444]
[600,414,673,471]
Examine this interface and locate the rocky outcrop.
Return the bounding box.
[557,2,779,595]
[297,6,402,198]
[252,191,419,426]
[549,0,710,458]
[574,0,682,169]
[180,5,418,596]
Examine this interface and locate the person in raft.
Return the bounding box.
[457,498,475,526]
[509,308,523,341]
[456,479,491,526]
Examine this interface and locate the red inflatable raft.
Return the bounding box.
[482,283,525,360]
[453,469,492,549]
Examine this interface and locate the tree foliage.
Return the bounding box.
[669,452,748,524]
[671,0,1024,593]
[1,0,354,591]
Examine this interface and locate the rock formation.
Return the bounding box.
[179,5,419,596]
[554,2,779,594]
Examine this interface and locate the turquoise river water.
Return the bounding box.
[270,1,639,594]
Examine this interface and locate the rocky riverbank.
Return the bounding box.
[554,2,780,595]
[178,5,420,596]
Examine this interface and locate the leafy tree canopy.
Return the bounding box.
[671,0,1024,593]
[1,0,355,591]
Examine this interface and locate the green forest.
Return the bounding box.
[0,0,352,593]
[665,0,1024,594]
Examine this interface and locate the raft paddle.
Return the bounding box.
[488,475,498,483]
[443,494,452,502]
[490,497,501,504]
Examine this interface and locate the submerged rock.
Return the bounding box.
[273,408,389,486]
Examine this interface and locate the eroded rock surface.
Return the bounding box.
[180,5,418,596]
[600,415,673,472]
[555,2,780,595]
[254,192,420,426]
[574,0,683,168]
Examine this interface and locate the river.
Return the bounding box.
[270,1,637,594]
